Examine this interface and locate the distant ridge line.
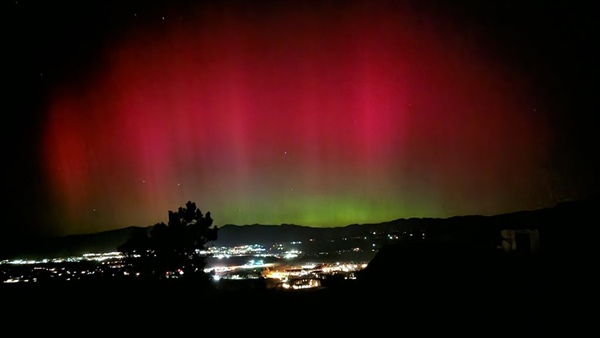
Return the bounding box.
[1,197,595,260]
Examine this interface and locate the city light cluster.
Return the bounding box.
[0,251,125,266]
[1,246,367,288]
[2,229,421,286]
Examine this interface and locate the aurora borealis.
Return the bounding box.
[6,1,598,237]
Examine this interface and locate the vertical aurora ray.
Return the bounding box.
[42,1,551,234]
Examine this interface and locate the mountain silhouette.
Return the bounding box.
[1,197,595,260]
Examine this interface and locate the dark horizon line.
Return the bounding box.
[14,195,596,240]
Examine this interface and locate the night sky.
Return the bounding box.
[4,0,598,238]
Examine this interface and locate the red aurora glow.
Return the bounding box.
[42,1,551,234]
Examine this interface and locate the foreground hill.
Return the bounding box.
[1,255,590,330]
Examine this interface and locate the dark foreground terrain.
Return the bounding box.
[1,253,591,333]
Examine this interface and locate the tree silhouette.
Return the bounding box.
[118,201,218,280]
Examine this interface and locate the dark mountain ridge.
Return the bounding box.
[0,197,595,260]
